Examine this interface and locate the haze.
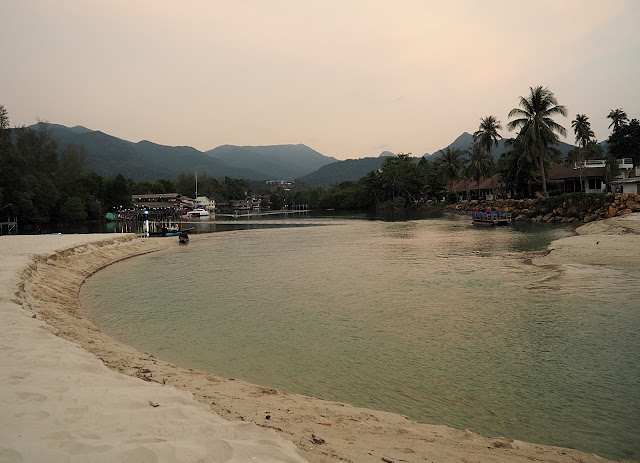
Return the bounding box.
[2,0,639,159]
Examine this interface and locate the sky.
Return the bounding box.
[2,0,639,160]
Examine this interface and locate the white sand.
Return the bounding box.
[3,217,637,463]
[1,235,305,462]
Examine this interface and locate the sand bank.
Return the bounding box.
[3,219,636,463]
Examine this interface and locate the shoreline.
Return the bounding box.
[3,218,638,462]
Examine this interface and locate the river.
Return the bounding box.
[80,213,640,461]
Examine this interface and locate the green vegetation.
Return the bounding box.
[507,86,567,197]
[3,90,639,223]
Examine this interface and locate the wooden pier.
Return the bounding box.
[0,217,18,235]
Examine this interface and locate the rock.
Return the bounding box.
[628,201,640,212]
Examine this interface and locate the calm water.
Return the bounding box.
[80,214,640,460]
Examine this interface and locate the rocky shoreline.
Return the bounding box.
[447,192,640,223]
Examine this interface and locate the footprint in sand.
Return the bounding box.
[62,406,88,424]
[117,447,159,463]
[15,410,49,421]
[0,448,23,462]
[16,392,46,402]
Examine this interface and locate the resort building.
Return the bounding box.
[447,174,509,201]
[131,193,183,212]
[216,197,263,213]
[547,162,607,194]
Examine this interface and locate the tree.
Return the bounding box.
[607,109,628,133]
[467,141,494,199]
[571,114,594,150]
[507,86,567,197]
[103,173,132,209]
[473,115,502,161]
[436,147,466,200]
[571,114,595,191]
[60,197,88,221]
[496,138,538,198]
[608,117,640,165]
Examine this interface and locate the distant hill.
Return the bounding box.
[427,132,576,161]
[300,132,581,188]
[29,124,334,181]
[299,157,386,188]
[206,144,336,180]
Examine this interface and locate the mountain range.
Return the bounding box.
[31,123,582,187]
[31,123,336,182]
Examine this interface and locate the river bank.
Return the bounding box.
[447,192,640,223]
[2,217,638,462]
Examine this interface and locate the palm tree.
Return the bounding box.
[572,114,594,149]
[473,115,502,161]
[507,86,567,197]
[437,147,465,200]
[496,138,538,198]
[607,109,628,132]
[467,141,494,199]
[571,114,595,191]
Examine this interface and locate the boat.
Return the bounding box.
[148,227,194,237]
[472,210,511,225]
[187,208,210,218]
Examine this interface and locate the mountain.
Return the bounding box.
[300,133,581,188]
[378,151,396,158]
[205,144,337,180]
[28,124,334,181]
[427,132,576,161]
[299,157,385,188]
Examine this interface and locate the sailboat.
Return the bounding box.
[187,171,211,218]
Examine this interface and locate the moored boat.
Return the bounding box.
[472,210,511,225]
[187,208,210,218]
[148,227,194,237]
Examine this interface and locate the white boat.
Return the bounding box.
[187,208,210,218]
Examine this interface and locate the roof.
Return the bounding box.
[132,202,181,209]
[132,193,181,200]
[609,176,640,184]
[547,163,606,181]
[448,174,505,193]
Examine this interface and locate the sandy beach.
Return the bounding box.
[2,215,639,463]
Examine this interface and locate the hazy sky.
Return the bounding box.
[2,1,639,160]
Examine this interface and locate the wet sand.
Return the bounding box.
[3,216,638,462]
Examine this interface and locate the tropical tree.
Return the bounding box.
[607,109,628,133]
[608,116,640,165]
[507,86,567,197]
[571,114,594,150]
[571,114,595,191]
[467,141,494,199]
[473,115,502,161]
[496,138,538,198]
[436,147,466,200]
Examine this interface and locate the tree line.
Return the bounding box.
[3,87,639,223]
[0,106,264,225]
[293,86,639,210]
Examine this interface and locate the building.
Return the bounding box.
[609,158,640,193]
[447,174,508,201]
[195,196,215,211]
[547,162,607,193]
[548,158,639,194]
